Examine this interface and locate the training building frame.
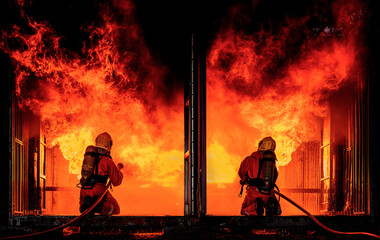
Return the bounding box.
[1,32,380,232]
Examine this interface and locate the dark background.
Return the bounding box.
[0,0,379,226]
[0,0,353,89]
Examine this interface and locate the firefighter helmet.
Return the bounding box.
[258,137,276,152]
[95,132,113,151]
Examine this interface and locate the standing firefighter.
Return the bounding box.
[238,136,281,216]
[79,132,124,215]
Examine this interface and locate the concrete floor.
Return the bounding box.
[1,215,379,239]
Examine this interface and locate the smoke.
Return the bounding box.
[205,0,368,215]
[2,0,184,188]
[1,0,182,113]
[206,0,366,172]
[208,0,366,101]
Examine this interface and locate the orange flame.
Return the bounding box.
[3,0,367,216]
[206,0,366,214]
[3,0,183,215]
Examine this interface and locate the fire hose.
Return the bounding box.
[0,182,111,240]
[272,190,380,239]
[1,186,379,239]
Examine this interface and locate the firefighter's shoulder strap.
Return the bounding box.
[91,152,111,184]
[92,152,110,176]
[78,147,110,189]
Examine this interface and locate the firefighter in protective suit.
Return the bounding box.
[79,132,123,215]
[238,137,281,216]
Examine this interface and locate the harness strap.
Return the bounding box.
[91,175,109,184]
[238,155,279,197]
[238,175,265,197]
[238,177,280,197]
[79,153,111,189]
[238,175,249,197]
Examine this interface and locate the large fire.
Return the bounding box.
[206,0,366,214]
[2,0,183,215]
[2,0,367,216]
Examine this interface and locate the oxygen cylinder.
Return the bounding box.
[81,145,97,180]
[261,161,274,186]
[259,151,276,192]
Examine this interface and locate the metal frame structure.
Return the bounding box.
[184,34,207,217]
[2,31,380,235]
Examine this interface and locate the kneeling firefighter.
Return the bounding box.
[238,136,281,216]
[78,132,124,216]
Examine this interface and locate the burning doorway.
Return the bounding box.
[3,0,373,220]
[5,0,184,216]
[205,0,370,216]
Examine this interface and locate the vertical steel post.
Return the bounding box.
[185,34,206,217]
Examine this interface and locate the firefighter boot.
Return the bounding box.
[255,198,265,216]
[80,196,95,215]
[266,197,282,216]
[80,195,104,216]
